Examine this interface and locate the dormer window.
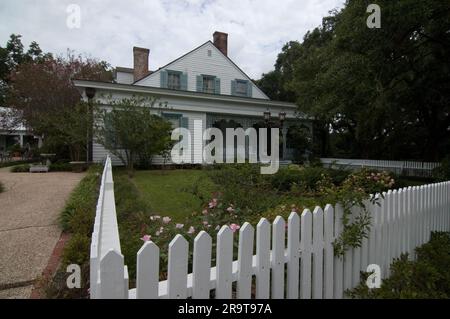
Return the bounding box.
[203,75,215,94]
[168,71,181,90]
[235,80,248,96]
[231,79,252,97]
[196,75,221,94]
[160,70,187,91]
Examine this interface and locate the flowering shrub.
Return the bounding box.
[138,194,243,278]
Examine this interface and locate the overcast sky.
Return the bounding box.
[0,0,345,79]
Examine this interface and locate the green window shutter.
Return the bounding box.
[160,70,168,88]
[214,78,221,94]
[196,75,203,92]
[246,81,253,97]
[180,117,189,129]
[231,80,236,96]
[180,73,188,91]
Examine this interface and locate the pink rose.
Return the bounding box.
[162,217,171,224]
[176,223,184,229]
[188,226,195,234]
[140,234,152,242]
[230,223,240,233]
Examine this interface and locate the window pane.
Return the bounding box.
[168,73,181,90]
[202,76,215,94]
[236,81,247,95]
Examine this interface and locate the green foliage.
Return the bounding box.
[10,164,30,172]
[433,157,450,182]
[260,0,450,161]
[95,95,173,174]
[348,232,450,299]
[49,162,72,172]
[61,233,90,268]
[59,166,101,233]
[0,159,36,169]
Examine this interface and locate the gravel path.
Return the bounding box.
[0,167,85,299]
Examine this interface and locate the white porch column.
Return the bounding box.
[19,134,24,147]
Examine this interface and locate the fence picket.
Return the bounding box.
[333,204,344,299]
[193,231,212,299]
[99,249,125,299]
[237,223,254,299]
[256,218,271,299]
[271,216,286,299]
[216,226,233,299]
[300,209,312,299]
[136,242,159,299]
[167,235,189,299]
[312,207,324,299]
[287,212,300,299]
[91,156,450,300]
[323,204,334,299]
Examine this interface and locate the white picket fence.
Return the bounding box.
[90,156,450,299]
[320,158,441,177]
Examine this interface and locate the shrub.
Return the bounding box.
[348,232,450,299]
[45,166,101,298]
[433,157,450,182]
[49,162,72,172]
[59,166,101,233]
[10,164,30,172]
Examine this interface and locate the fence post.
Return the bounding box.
[312,207,324,299]
[216,226,233,299]
[167,235,189,299]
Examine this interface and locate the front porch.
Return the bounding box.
[205,113,312,162]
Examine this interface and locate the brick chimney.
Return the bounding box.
[213,31,228,56]
[133,46,150,82]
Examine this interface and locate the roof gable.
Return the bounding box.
[134,41,269,99]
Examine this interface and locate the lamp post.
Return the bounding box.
[279,112,287,160]
[85,87,96,163]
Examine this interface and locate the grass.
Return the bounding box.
[129,169,216,222]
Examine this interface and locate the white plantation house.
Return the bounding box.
[74,32,310,165]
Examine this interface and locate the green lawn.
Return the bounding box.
[130,169,216,222]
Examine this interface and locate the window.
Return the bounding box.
[207,49,212,57]
[235,80,248,96]
[203,75,215,94]
[167,71,181,90]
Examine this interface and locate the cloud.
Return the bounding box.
[0,0,345,79]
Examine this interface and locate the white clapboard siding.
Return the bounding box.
[92,157,450,299]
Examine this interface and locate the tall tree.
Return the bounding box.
[263,0,450,161]
[7,51,113,160]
